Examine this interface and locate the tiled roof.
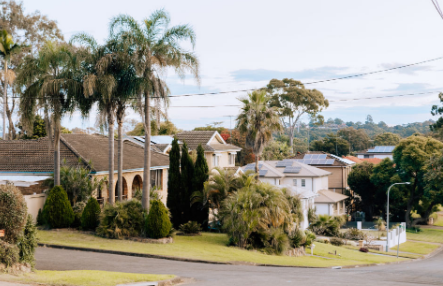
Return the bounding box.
[360,158,383,164]
[242,160,331,178]
[176,131,241,152]
[0,134,169,173]
[342,156,363,164]
[315,190,348,203]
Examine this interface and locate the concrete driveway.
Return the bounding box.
[34,247,443,286]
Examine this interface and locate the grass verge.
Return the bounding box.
[0,270,174,286]
[407,228,443,243]
[37,230,407,268]
[390,241,440,255]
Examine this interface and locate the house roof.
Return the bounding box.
[315,189,348,203]
[355,145,395,155]
[0,134,169,174]
[288,151,352,167]
[343,156,382,165]
[342,156,363,164]
[242,160,331,178]
[175,131,241,152]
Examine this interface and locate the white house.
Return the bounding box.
[242,159,344,230]
[315,190,348,216]
[355,146,395,160]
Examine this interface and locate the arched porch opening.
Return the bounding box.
[132,175,143,199]
[115,177,128,201]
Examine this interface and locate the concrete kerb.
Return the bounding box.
[117,277,185,286]
[37,242,442,270]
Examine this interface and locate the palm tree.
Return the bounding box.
[236,90,282,174]
[110,9,199,210]
[0,30,23,140]
[16,41,82,185]
[71,34,138,204]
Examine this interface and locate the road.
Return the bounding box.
[35,247,443,286]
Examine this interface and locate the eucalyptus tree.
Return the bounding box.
[0,29,23,139]
[267,79,329,150]
[71,34,138,204]
[236,90,282,174]
[110,9,199,210]
[16,41,82,184]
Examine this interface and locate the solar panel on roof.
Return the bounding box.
[276,161,293,167]
[244,163,263,170]
[259,170,268,177]
[304,154,312,159]
[318,154,327,159]
[283,166,301,173]
[325,159,335,165]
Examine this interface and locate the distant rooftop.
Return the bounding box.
[367,146,395,153]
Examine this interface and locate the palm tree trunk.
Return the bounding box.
[108,115,115,205]
[54,119,61,186]
[255,154,259,174]
[2,60,7,140]
[117,120,123,202]
[6,96,15,139]
[142,92,151,210]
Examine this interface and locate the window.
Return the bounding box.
[293,179,297,186]
[213,155,220,167]
[364,155,370,158]
[229,153,236,165]
[150,169,163,189]
[301,179,306,187]
[276,179,280,185]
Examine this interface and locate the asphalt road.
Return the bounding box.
[35,247,443,286]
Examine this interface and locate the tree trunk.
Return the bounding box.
[405,182,416,227]
[117,120,123,202]
[2,61,7,140]
[255,154,260,175]
[6,97,15,140]
[54,119,61,186]
[108,115,115,205]
[142,92,151,210]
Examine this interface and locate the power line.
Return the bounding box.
[167,90,441,107]
[9,56,443,100]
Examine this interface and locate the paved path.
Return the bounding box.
[33,247,443,286]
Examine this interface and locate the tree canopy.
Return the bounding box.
[373,132,401,146]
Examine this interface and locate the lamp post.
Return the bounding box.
[386,182,410,252]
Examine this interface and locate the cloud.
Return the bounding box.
[379,63,433,75]
[383,83,430,92]
[229,67,350,82]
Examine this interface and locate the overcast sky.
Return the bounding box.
[21,0,443,130]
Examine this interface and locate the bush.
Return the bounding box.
[179,221,202,234]
[289,229,306,248]
[36,208,44,226]
[309,215,340,237]
[304,230,316,248]
[359,247,369,253]
[145,200,172,239]
[72,201,87,228]
[330,237,344,246]
[344,228,365,240]
[0,183,27,243]
[81,197,101,230]
[43,186,75,228]
[0,240,19,266]
[17,215,38,265]
[97,200,145,239]
[263,228,289,255]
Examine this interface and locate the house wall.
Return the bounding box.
[357,154,392,159]
[24,193,47,223]
[317,166,351,194]
[205,151,235,170]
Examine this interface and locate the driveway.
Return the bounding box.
[35,247,443,286]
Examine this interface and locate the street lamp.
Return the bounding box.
[386,182,410,252]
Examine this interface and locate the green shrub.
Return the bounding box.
[0,183,28,244]
[0,240,19,266]
[36,208,44,226]
[17,214,38,265]
[43,186,75,228]
[289,229,306,248]
[330,237,344,246]
[145,200,172,239]
[81,197,101,230]
[97,200,145,239]
[72,201,87,228]
[309,215,340,237]
[179,221,202,234]
[263,228,289,255]
[304,230,316,248]
[344,228,365,240]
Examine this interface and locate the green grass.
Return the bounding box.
[407,228,443,243]
[37,230,407,268]
[343,245,422,259]
[390,241,440,255]
[0,270,174,286]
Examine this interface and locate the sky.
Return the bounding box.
[20,0,443,131]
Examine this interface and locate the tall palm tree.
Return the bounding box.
[236,90,282,174]
[0,30,23,140]
[110,9,199,210]
[71,34,138,204]
[16,41,82,184]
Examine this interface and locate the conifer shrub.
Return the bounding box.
[17,215,38,265]
[0,240,19,267]
[97,200,145,239]
[36,208,45,226]
[72,201,87,228]
[145,200,172,239]
[43,186,75,228]
[81,197,101,230]
[0,183,27,244]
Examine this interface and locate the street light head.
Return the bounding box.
[404,182,411,185]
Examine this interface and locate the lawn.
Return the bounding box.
[407,228,443,244]
[0,270,174,286]
[390,241,440,255]
[37,230,406,268]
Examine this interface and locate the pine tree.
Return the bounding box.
[180,141,194,224]
[167,137,182,228]
[193,144,210,226]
